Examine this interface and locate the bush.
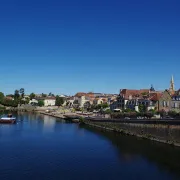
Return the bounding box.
[111,112,124,119]
[168,111,178,118]
[79,117,85,124]
[104,109,112,114]
[38,100,44,107]
[145,112,154,119]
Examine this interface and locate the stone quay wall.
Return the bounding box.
[84,119,180,146]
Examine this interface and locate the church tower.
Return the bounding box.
[169,75,175,93]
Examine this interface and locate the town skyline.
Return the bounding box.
[1,75,178,96]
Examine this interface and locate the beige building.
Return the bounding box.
[43,97,56,106]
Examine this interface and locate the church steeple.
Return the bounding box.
[169,75,175,92]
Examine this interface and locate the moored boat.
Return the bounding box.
[0,114,16,124]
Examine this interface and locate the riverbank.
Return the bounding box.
[82,119,180,147]
[37,111,180,147]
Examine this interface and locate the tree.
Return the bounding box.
[6,94,14,98]
[145,112,154,119]
[124,108,132,113]
[38,100,44,107]
[101,103,109,109]
[0,92,4,101]
[14,90,20,99]
[42,93,47,97]
[55,96,64,106]
[30,93,35,100]
[138,104,146,113]
[168,111,177,118]
[49,92,52,96]
[19,88,25,98]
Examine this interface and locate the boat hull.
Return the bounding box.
[0,118,16,124]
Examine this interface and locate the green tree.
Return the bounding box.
[55,96,64,106]
[30,93,35,100]
[19,88,25,98]
[0,92,4,101]
[168,110,177,118]
[138,104,146,113]
[14,90,20,99]
[42,93,47,97]
[38,100,44,107]
[101,103,109,109]
[124,108,132,113]
[6,94,14,98]
[49,92,52,96]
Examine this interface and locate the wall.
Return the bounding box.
[84,120,180,146]
[44,99,55,106]
[158,90,172,112]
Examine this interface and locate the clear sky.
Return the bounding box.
[0,0,180,95]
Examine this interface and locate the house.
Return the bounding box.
[156,90,172,112]
[110,100,118,111]
[44,97,56,106]
[36,97,56,106]
[29,99,38,105]
[93,97,108,105]
[110,87,161,112]
[118,89,150,110]
[74,92,95,108]
[171,90,180,112]
[5,96,14,100]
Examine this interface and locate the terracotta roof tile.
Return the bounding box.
[120,89,150,99]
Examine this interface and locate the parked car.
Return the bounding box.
[164,116,174,120]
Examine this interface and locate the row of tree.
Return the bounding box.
[0,88,28,107]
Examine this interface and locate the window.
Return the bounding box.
[175,103,178,108]
[163,101,166,107]
[166,101,169,107]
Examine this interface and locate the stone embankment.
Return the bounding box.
[39,111,81,120]
[82,118,180,147]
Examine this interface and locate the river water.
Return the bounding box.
[0,112,180,180]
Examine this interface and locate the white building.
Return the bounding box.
[29,99,38,105]
[44,97,56,106]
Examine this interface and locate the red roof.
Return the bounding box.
[75,92,87,97]
[149,93,162,101]
[120,89,149,99]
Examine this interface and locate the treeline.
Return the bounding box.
[0,88,29,107]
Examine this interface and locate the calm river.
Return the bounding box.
[0,112,180,180]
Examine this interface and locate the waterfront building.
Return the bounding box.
[43,97,56,106]
[29,99,38,105]
[156,90,172,112]
[171,89,180,112]
[93,97,108,105]
[36,97,56,106]
[110,86,162,112]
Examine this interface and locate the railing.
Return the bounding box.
[85,117,180,125]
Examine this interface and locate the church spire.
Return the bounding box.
[169,75,175,92]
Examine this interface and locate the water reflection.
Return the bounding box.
[79,124,180,178]
[43,115,56,133]
[0,112,180,180]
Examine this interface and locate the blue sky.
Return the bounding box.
[0,0,180,95]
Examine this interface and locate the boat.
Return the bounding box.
[0,114,16,124]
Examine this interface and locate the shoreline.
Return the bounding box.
[82,121,180,147]
[37,112,180,147]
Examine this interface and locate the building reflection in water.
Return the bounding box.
[42,115,56,133]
